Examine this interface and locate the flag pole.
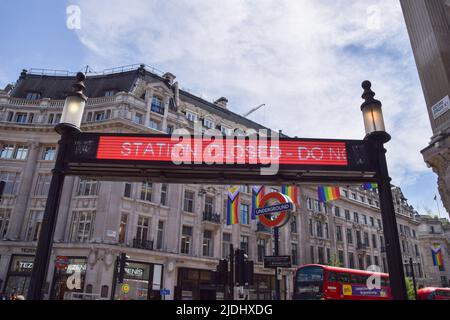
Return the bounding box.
[434,194,442,219]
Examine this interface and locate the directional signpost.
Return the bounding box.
[264,256,292,269]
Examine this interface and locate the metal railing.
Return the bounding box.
[202,212,221,223]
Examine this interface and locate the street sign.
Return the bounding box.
[160,289,170,296]
[257,192,294,228]
[254,202,293,216]
[65,133,378,184]
[264,256,292,268]
[55,256,69,270]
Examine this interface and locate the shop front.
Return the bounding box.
[50,257,88,300]
[3,255,34,297]
[175,267,225,300]
[247,273,287,300]
[112,261,163,300]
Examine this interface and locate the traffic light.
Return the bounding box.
[217,259,228,285]
[244,260,254,286]
[117,253,129,284]
[234,249,245,286]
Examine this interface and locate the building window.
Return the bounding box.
[77,179,99,196]
[26,210,43,241]
[0,145,15,159]
[149,119,160,130]
[15,113,28,123]
[364,232,369,246]
[14,145,28,160]
[362,215,367,225]
[157,220,164,250]
[334,206,341,217]
[223,233,231,259]
[0,172,21,195]
[257,238,266,262]
[412,230,416,238]
[140,182,152,202]
[240,235,249,255]
[34,174,51,196]
[336,226,343,242]
[0,208,11,238]
[166,125,174,134]
[366,255,372,267]
[360,196,365,203]
[343,190,349,198]
[372,234,377,248]
[346,228,353,244]
[202,230,213,257]
[414,244,420,257]
[104,90,115,97]
[324,223,329,239]
[133,113,143,125]
[352,193,357,200]
[183,190,195,212]
[310,246,315,263]
[374,256,379,268]
[94,111,106,121]
[136,216,150,244]
[370,217,375,227]
[239,185,249,193]
[338,250,344,266]
[316,221,323,238]
[368,198,373,205]
[309,219,313,236]
[70,211,95,242]
[118,214,127,244]
[240,204,249,225]
[124,183,132,198]
[42,146,56,160]
[160,184,168,206]
[203,118,214,129]
[26,92,41,100]
[292,243,298,265]
[382,258,387,272]
[353,212,359,223]
[345,210,350,220]
[186,111,198,122]
[205,195,214,214]
[377,219,382,229]
[151,96,164,114]
[318,247,325,264]
[349,252,355,269]
[181,226,193,254]
[220,126,231,136]
[290,215,298,233]
[359,257,364,270]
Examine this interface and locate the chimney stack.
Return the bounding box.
[214,97,228,109]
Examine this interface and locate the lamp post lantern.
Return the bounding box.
[27,72,87,300]
[361,80,407,300]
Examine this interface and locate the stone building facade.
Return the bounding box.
[400,0,450,215]
[0,65,443,300]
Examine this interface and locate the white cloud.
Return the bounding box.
[73,0,432,189]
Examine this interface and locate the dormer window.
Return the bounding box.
[26,92,41,100]
[186,111,197,122]
[203,118,214,129]
[220,126,231,136]
[104,90,116,97]
[151,96,164,114]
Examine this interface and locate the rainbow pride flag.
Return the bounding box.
[318,186,340,203]
[362,183,378,190]
[431,244,444,270]
[281,185,298,205]
[227,186,240,225]
[252,186,265,220]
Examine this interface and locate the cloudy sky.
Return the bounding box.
[0,0,447,218]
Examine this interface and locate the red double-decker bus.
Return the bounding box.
[417,287,450,300]
[293,264,391,300]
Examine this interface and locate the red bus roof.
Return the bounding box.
[418,287,450,294]
[296,264,389,277]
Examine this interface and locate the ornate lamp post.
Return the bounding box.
[361,80,407,300]
[27,72,87,300]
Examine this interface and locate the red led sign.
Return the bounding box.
[96,136,348,166]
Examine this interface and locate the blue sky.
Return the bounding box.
[0,0,447,219]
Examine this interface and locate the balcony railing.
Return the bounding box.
[256,223,272,234]
[357,243,368,250]
[132,238,154,250]
[202,212,221,224]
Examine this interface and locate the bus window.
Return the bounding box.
[339,273,349,283]
[327,272,337,282]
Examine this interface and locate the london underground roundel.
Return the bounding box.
[256,192,295,228]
